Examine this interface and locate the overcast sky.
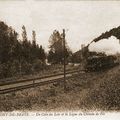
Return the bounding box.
[0,0,120,54]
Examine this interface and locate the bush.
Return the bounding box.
[21,61,32,75]
[0,60,21,79]
[32,59,46,71]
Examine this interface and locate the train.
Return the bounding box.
[84,54,118,72]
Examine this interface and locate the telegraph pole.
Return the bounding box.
[63,29,66,91]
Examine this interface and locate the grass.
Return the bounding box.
[0,65,119,111]
[80,65,120,111]
[0,64,79,83]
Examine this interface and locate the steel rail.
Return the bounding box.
[0,78,65,94]
[0,70,81,94]
[0,70,80,86]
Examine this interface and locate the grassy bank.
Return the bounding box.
[0,64,79,84]
[0,65,119,111]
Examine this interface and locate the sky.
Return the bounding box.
[0,0,120,54]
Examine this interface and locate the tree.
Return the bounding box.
[22,25,27,42]
[0,21,48,78]
[39,45,46,62]
[32,30,36,47]
[31,30,37,61]
[0,21,20,78]
[0,21,10,63]
[8,27,18,61]
[21,25,31,62]
[48,30,71,64]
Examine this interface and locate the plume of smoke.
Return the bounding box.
[89,36,120,55]
[92,26,120,43]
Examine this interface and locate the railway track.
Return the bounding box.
[0,70,82,94]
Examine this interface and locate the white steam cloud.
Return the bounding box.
[89,36,120,55]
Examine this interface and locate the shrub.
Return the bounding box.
[32,59,46,71]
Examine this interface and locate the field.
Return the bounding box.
[0,65,120,111]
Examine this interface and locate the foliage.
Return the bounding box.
[48,30,72,64]
[0,21,46,79]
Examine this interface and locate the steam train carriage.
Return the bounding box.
[85,55,118,71]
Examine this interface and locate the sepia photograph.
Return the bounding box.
[0,0,120,119]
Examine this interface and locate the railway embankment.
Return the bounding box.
[0,65,119,111]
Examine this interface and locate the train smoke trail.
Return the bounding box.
[89,36,120,55]
[91,26,120,44]
[87,26,120,55]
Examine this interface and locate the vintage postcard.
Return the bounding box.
[0,0,120,120]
